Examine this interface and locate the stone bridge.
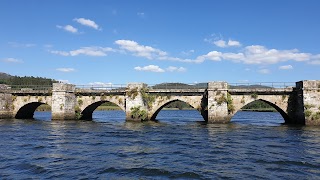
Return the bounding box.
[0,80,320,125]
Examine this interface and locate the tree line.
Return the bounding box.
[0,73,57,86]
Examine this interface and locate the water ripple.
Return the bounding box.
[0,111,319,179]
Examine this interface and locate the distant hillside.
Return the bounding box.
[0,72,13,79]
[151,82,208,89]
[229,84,273,89]
[0,72,57,86]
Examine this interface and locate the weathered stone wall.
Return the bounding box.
[52,83,76,120]
[301,80,320,125]
[207,82,230,123]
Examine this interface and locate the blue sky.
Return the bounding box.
[1,0,320,85]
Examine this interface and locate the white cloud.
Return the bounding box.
[212,39,241,48]
[258,69,270,74]
[56,68,75,72]
[199,45,311,64]
[56,25,78,33]
[49,47,115,57]
[134,65,186,73]
[200,51,222,61]
[134,65,165,73]
[166,66,187,72]
[279,65,293,70]
[74,18,100,30]
[115,40,167,59]
[213,40,227,48]
[2,58,23,63]
[228,40,241,47]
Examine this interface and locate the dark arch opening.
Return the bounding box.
[16,102,51,119]
[151,99,205,121]
[80,101,124,120]
[231,99,290,125]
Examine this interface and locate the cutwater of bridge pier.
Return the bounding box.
[1,80,320,125]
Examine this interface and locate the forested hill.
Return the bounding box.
[0,72,57,86]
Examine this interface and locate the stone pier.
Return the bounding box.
[125,83,149,121]
[207,82,231,123]
[51,83,76,120]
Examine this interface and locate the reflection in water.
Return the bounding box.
[0,110,319,179]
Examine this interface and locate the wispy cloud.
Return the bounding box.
[56,25,78,33]
[279,65,293,70]
[137,12,145,18]
[50,47,115,57]
[258,69,270,74]
[166,66,187,72]
[2,58,23,63]
[134,65,186,73]
[56,68,75,72]
[115,40,202,63]
[8,42,36,48]
[308,54,320,65]
[74,18,101,30]
[181,50,195,56]
[115,40,167,59]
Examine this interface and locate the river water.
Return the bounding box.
[0,110,319,179]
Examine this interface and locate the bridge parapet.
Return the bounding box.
[229,88,293,95]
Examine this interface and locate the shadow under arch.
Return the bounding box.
[80,101,125,120]
[150,99,205,121]
[233,99,291,124]
[16,102,48,119]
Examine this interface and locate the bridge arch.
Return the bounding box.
[149,97,205,121]
[15,102,49,119]
[232,98,290,123]
[80,100,125,120]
